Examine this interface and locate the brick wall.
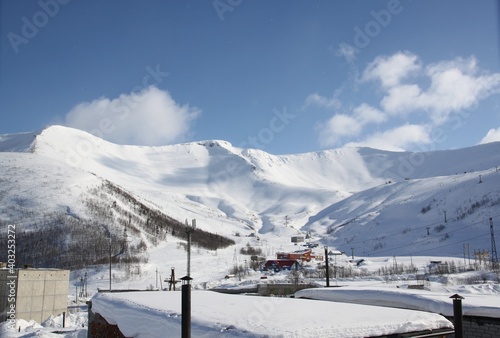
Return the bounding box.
[446,315,500,338]
[87,301,126,338]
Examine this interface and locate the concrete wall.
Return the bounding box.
[0,268,69,324]
[0,270,14,322]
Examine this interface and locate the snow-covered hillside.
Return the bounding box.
[2,125,500,337]
[1,125,500,261]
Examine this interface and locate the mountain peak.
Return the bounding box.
[196,140,233,149]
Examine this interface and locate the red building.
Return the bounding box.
[262,259,301,271]
[276,249,314,262]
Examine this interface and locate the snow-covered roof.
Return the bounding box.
[90,290,453,337]
[295,286,500,318]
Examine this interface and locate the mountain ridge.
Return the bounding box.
[1,125,500,259]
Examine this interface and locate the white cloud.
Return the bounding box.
[353,103,386,124]
[308,52,500,152]
[362,51,421,88]
[378,56,500,123]
[64,86,200,146]
[346,124,431,152]
[317,114,362,147]
[381,84,421,115]
[304,93,342,110]
[480,128,500,144]
[316,104,386,147]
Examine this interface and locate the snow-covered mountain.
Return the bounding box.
[1,125,500,261]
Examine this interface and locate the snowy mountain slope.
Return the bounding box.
[0,151,102,226]
[305,166,500,257]
[21,126,357,235]
[1,125,500,260]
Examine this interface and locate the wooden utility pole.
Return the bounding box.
[324,246,330,287]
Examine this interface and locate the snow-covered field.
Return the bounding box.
[2,255,499,337]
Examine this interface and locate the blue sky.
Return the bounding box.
[1,0,499,154]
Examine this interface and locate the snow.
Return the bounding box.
[0,312,88,338]
[295,284,500,318]
[3,125,500,257]
[1,125,500,337]
[89,290,453,337]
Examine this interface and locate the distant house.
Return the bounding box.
[262,259,301,272]
[277,249,314,262]
[291,235,305,243]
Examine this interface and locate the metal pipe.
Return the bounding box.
[181,276,192,338]
[450,294,464,338]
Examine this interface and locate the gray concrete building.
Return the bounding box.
[0,268,70,324]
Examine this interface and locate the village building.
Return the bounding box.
[0,268,69,324]
[290,235,305,243]
[276,249,316,262]
[262,259,301,272]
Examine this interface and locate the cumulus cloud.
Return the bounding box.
[362,51,421,88]
[317,114,362,146]
[353,103,387,124]
[317,103,386,147]
[345,124,431,152]
[64,86,200,146]
[379,56,500,123]
[309,51,500,151]
[480,128,500,144]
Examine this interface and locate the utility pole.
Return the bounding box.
[467,243,471,266]
[324,246,330,287]
[489,218,498,266]
[101,224,113,291]
[109,236,112,291]
[185,219,196,277]
[463,244,467,267]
